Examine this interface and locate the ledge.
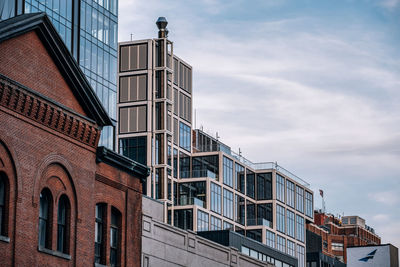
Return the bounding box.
[96,146,150,181]
[94,263,109,267]
[38,246,71,260]
[0,235,10,243]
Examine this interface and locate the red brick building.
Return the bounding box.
[307,211,381,263]
[0,13,148,266]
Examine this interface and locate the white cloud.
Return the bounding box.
[369,191,400,206]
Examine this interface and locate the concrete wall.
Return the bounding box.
[142,197,272,267]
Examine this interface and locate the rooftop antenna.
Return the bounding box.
[130,33,133,41]
[216,132,220,140]
[239,148,242,157]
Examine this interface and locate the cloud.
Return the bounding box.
[369,191,400,206]
[119,0,400,251]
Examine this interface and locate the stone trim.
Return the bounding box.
[0,76,100,148]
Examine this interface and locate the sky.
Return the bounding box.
[119,0,400,250]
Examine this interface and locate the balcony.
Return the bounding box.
[247,218,273,228]
[180,169,218,179]
[175,196,206,208]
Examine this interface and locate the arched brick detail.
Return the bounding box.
[0,137,21,201]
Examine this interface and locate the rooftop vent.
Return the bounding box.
[156,17,168,38]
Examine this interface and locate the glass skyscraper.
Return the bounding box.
[0,0,118,149]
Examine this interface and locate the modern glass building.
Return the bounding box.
[1,0,118,149]
[117,18,315,267]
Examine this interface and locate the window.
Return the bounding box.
[332,242,344,251]
[119,74,147,102]
[39,188,53,249]
[119,136,147,165]
[246,170,255,199]
[223,189,233,219]
[179,122,191,151]
[210,183,221,214]
[179,93,192,122]
[257,173,272,200]
[174,209,193,230]
[296,215,305,242]
[297,244,305,267]
[235,164,245,193]
[223,156,233,187]
[57,195,70,254]
[296,186,304,213]
[223,221,233,230]
[119,105,147,133]
[305,191,313,218]
[210,216,221,230]
[242,246,250,256]
[119,44,147,71]
[95,204,106,264]
[277,235,286,253]
[0,173,8,236]
[286,180,295,208]
[287,210,295,238]
[235,195,245,225]
[287,240,296,257]
[276,204,285,233]
[266,230,275,248]
[197,210,209,232]
[246,202,256,226]
[110,207,121,267]
[276,174,285,203]
[257,203,273,227]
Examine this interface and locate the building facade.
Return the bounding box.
[1,0,118,149]
[0,13,147,266]
[307,211,381,264]
[117,18,314,267]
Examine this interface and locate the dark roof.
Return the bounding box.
[96,146,150,182]
[0,13,112,127]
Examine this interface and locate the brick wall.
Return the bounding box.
[0,30,143,266]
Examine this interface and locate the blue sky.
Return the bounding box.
[119,0,400,249]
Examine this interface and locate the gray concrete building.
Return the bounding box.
[142,196,274,267]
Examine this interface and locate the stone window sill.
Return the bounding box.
[38,246,71,260]
[0,235,10,243]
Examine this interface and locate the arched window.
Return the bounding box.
[57,195,70,254]
[95,203,106,264]
[39,188,53,249]
[110,207,121,267]
[0,172,9,237]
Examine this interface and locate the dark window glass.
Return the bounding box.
[178,182,206,207]
[210,216,221,230]
[266,230,275,248]
[287,210,295,238]
[235,164,245,193]
[174,209,193,231]
[256,203,272,227]
[246,202,255,225]
[119,136,147,165]
[246,170,255,199]
[286,180,295,208]
[0,173,8,236]
[39,188,53,249]
[256,173,272,200]
[305,191,313,218]
[246,229,262,243]
[110,207,121,267]
[57,195,70,254]
[296,185,304,213]
[192,155,219,179]
[179,152,190,178]
[95,203,106,264]
[235,195,245,225]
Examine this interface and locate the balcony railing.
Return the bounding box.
[180,169,218,179]
[247,218,273,228]
[175,197,206,208]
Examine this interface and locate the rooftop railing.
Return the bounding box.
[175,196,206,208]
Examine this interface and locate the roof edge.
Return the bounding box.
[96,146,150,182]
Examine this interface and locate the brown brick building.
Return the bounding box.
[307,211,381,264]
[0,13,148,267]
